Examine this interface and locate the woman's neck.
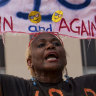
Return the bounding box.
[35,71,63,83]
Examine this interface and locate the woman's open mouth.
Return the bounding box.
[45,52,58,62]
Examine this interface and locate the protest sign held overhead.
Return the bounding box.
[0,0,96,39]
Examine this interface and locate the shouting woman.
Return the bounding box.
[0,32,96,96]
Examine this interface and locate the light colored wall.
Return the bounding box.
[4,33,83,79]
[61,36,83,77]
[4,33,31,79]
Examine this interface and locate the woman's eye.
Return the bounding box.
[38,43,45,48]
[53,42,61,46]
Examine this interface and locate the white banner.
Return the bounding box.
[0,0,96,39]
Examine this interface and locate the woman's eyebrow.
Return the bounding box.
[37,39,46,42]
[51,38,60,41]
[37,37,59,42]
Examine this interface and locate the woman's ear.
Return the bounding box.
[27,59,32,68]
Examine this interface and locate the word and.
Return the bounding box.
[59,17,96,37]
[28,24,52,32]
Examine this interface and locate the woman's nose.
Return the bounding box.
[46,43,55,50]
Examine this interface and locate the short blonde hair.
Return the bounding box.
[26,42,35,77]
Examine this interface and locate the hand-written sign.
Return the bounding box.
[0,0,96,39]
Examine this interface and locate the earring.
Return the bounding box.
[31,77,37,86]
[64,67,70,82]
[27,59,32,67]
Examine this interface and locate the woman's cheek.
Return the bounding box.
[36,49,44,58]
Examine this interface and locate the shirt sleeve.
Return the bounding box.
[71,74,96,96]
[0,85,3,96]
[0,74,28,96]
[0,75,3,96]
[74,74,96,88]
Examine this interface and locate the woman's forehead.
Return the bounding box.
[32,33,59,43]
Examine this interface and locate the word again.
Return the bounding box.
[59,17,96,37]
